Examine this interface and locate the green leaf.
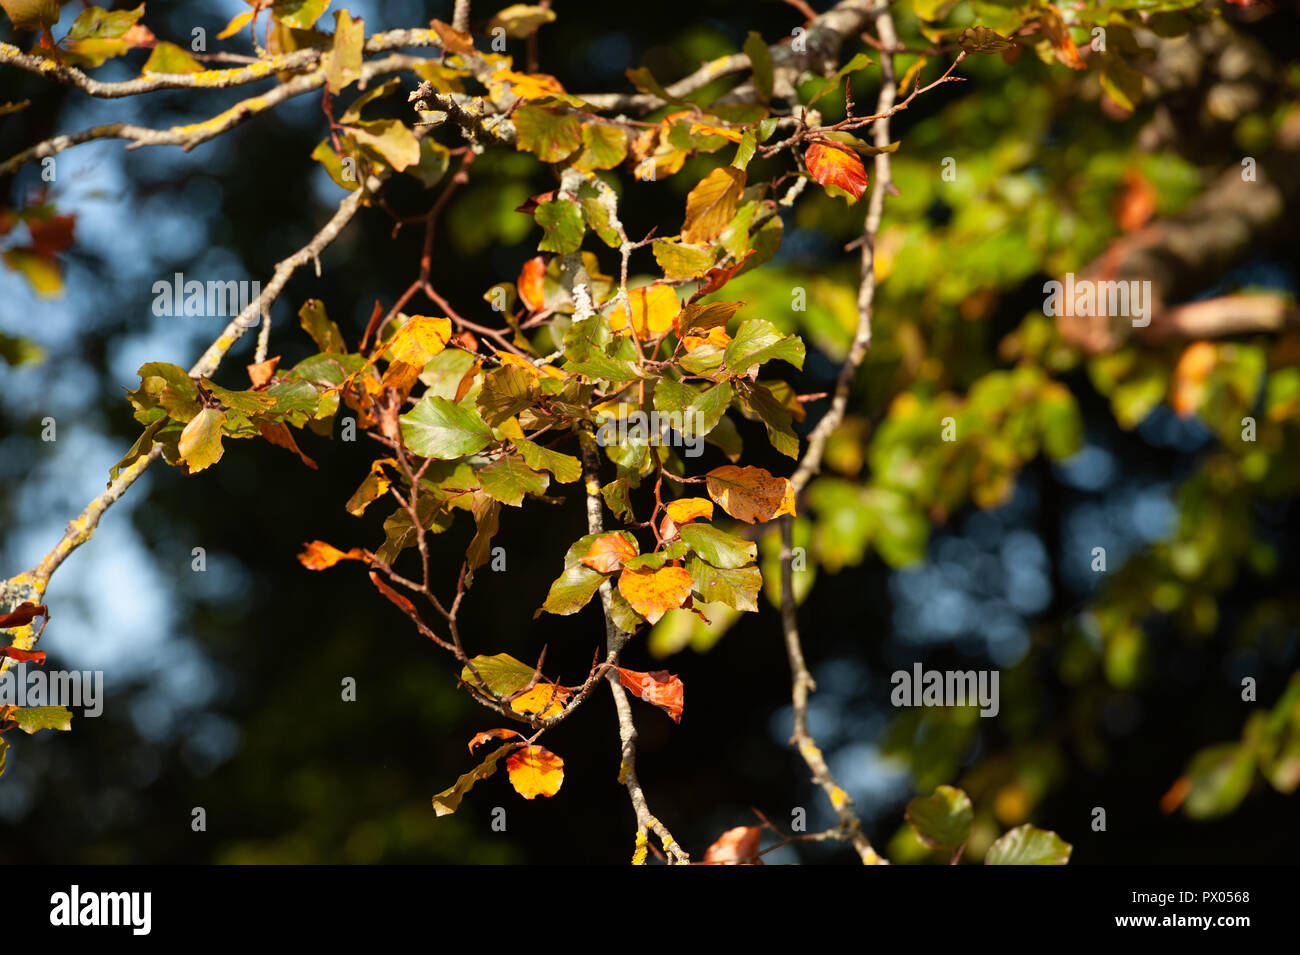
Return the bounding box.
[476,365,536,426]
[736,379,798,459]
[725,319,805,375]
[460,651,538,697]
[564,354,643,381]
[905,785,974,852]
[11,705,73,734]
[299,299,346,353]
[401,395,493,459]
[432,743,517,816]
[985,824,1073,865]
[576,122,628,171]
[407,137,451,188]
[1182,743,1256,819]
[625,66,681,103]
[679,523,756,569]
[478,454,549,506]
[513,105,583,163]
[142,41,203,74]
[536,198,585,254]
[0,332,45,367]
[686,554,761,612]
[273,0,330,30]
[652,239,714,280]
[346,118,420,172]
[743,31,773,101]
[515,436,581,483]
[540,531,636,616]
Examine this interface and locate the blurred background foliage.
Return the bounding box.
[1,0,1298,863]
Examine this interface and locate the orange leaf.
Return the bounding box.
[659,496,714,540]
[0,646,45,663]
[506,745,565,799]
[1113,167,1157,233]
[1039,6,1085,70]
[468,728,522,755]
[247,355,280,388]
[518,255,546,311]
[616,565,693,624]
[298,540,369,570]
[430,19,476,55]
[681,166,745,244]
[805,140,868,202]
[581,532,638,573]
[665,497,713,525]
[1171,341,1217,417]
[705,465,796,524]
[608,284,681,340]
[703,826,763,864]
[617,667,685,723]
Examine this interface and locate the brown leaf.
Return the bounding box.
[258,421,318,469]
[430,18,476,55]
[705,465,796,524]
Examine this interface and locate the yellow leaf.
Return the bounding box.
[506,745,565,799]
[216,9,254,39]
[386,315,451,366]
[510,683,571,718]
[608,284,680,340]
[177,407,225,473]
[617,565,693,624]
[681,166,745,244]
[491,68,566,101]
[705,465,796,524]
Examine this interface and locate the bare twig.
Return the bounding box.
[776,6,910,867]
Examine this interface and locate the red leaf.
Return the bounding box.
[368,571,417,616]
[805,140,868,202]
[617,667,684,723]
[0,602,48,630]
[0,647,45,664]
[693,249,755,300]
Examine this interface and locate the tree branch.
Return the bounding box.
[776,5,906,867]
